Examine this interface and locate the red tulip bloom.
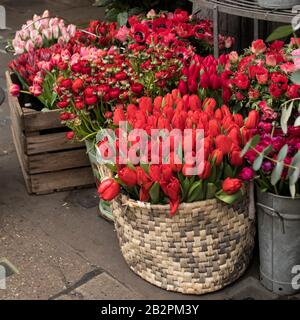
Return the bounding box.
[222,178,243,195]
[230,149,244,166]
[211,149,223,166]
[160,177,181,216]
[98,178,120,201]
[245,110,259,129]
[9,84,20,97]
[198,161,211,180]
[215,135,233,155]
[118,167,137,187]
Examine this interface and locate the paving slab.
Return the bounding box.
[57,272,141,300]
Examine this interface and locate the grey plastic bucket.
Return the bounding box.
[256,189,300,295]
[85,140,113,221]
[257,0,300,9]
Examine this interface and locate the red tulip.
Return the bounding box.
[230,149,244,166]
[98,178,120,201]
[233,114,244,127]
[245,110,259,129]
[160,177,181,216]
[215,135,233,155]
[198,161,211,180]
[208,119,220,137]
[211,149,223,166]
[9,84,20,97]
[118,167,137,187]
[222,178,243,195]
[113,107,125,125]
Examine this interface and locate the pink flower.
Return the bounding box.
[239,167,254,181]
[280,62,296,73]
[9,84,20,97]
[115,26,129,42]
[29,85,42,96]
[292,49,300,70]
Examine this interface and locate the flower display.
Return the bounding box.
[9,10,76,54]
[223,39,299,116]
[96,93,253,215]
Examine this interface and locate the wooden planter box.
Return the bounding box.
[6,71,94,194]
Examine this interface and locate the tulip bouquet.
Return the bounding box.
[243,117,300,198]
[8,44,76,110]
[223,39,300,116]
[178,54,229,104]
[97,92,256,215]
[8,10,76,55]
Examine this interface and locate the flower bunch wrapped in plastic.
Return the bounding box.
[8,44,76,109]
[96,92,255,215]
[9,10,76,55]
[222,39,300,116]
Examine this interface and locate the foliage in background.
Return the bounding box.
[93,0,192,23]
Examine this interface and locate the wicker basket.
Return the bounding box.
[112,194,255,295]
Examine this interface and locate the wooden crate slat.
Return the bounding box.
[11,129,32,193]
[6,71,95,194]
[23,109,64,133]
[30,167,94,194]
[26,132,85,155]
[28,148,91,174]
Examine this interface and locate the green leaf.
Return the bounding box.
[271,162,284,186]
[277,144,289,162]
[149,182,160,204]
[290,167,300,185]
[126,162,136,171]
[105,7,120,22]
[215,189,244,205]
[181,177,191,201]
[291,70,300,85]
[266,25,294,42]
[140,163,149,175]
[290,184,296,198]
[117,11,128,27]
[224,164,234,178]
[206,183,217,199]
[187,180,203,203]
[93,0,111,7]
[128,7,144,16]
[262,145,273,156]
[281,101,294,134]
[253,154,264,171]
[295,116,300,127]
[241,135,260,157]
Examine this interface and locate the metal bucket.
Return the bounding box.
[257,0,300,9]
[85,140,114,222]
[257,189,300,295]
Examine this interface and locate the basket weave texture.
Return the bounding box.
[112,194,255,295]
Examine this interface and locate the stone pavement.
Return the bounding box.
[0,0,299,301]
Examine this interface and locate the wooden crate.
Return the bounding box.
[6,71,95,194]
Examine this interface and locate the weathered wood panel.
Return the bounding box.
[6,71,95,194]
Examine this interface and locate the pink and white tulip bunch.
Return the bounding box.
[11,10,76,55]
